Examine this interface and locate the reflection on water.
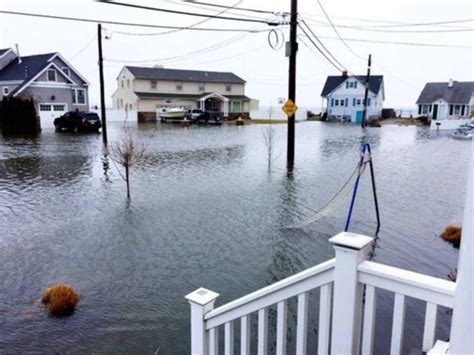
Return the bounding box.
[0,122,470,354]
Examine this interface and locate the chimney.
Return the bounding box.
[15,43,22,64]
[342,70,348,77]
[448,78,454,88]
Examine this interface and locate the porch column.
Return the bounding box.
[449,155,473,354]
[329,232,373,355]
[223,99,229,117]
[185,288,220,355]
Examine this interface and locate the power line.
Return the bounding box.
[298,24,344,72]
[299,18,347,71]
[327,24,474,33]
[0,10,267,33]
[180,0,275,15]
[316,0,363,59]
[70,35,96,61]
[317,35,473,48]
[97,0,272,24]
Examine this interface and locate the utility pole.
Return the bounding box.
[287,0,298,168]
[98,23,108,145]
[361,54,371,129]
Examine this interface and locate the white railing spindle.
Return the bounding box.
[318,283,332,355]
[422,302,438,352]
[361,285,377,355]
[209,327,218,355]
[276,300,288,355]
[390,293,406,355]
[240,315,251,355]
[258,308,268,355]
[224,321,234,355]
[296,292,309,355]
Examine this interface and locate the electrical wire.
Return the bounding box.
[0,10,267,33]
[69,36,96,61]
[317,35,473,48]
[180,0,274,15]
[97,0,271,24]
[298,24,344,72]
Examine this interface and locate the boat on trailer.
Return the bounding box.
[452,128,473,140]
[157,108,186,122]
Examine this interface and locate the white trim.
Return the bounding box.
[198,92,229,102]
[0,80,22,85]
[0,48,14,59]
[47,53,90,85]
[47,68,57,82]
[72,88,87,106]
[30,82,74,89]
[37,102,68,113]
[13,62,76,97]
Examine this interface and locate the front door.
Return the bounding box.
[355,110,364,124]
[432,104,438,120]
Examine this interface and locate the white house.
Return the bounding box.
[321,72,384,123]
[416,80,474,130]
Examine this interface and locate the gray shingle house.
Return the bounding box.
[112,66,255,122]
[416,80,474,120]
[0,48,89,125]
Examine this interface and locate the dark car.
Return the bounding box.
[194,109,221,124]
[54,111,102,133]
[185,109,204,121]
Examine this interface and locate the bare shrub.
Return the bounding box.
[110,134,145,199]
[42,284,80,316]
[262,123,276,168]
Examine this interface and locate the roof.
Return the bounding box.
[321,75,384,96]
[416,81,474,104]
[135,92,251,101]
[0,53,55,82]
[125,66,246,84]
[0,48,11,56]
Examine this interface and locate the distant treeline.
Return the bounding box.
[0,97,40,135]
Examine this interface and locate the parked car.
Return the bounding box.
[54,111,101,133]
[194,109,221,124]
[185,109,204,121]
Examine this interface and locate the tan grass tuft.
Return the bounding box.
[440,225,462,249]
[42,284,80,316]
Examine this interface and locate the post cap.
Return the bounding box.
[185,287,220,306]
[329,232,373,250]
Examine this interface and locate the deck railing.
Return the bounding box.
[186,231,458,355]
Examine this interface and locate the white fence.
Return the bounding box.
[186,232,457,355]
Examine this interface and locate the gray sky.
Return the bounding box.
[1,0,473,109]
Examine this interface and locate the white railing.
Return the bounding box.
[186,232,458,355]
[358,260,455,355]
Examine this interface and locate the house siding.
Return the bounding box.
[19,85,89,112]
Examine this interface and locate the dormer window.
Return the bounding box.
[225,83,232,92]
[47,68,57,82]
[176,81,183,91]
[62,67,70,77]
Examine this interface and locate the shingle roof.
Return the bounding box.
[321,75,384,96]
[0,48,12,56]
[416,81,474,104]
[126,66,246,84]
[0,53,55,82]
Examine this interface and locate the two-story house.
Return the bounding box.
[0,47,89,126]
[112,66,255,122]
[321,72,384,123]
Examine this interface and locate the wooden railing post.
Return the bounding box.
[329,232,373,355]
[185,288,220,355]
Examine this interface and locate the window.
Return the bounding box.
[354,81,358,89]
[176,81,183,91]
[72,88,86,105]
[231,100,242,113]
[357,99,361,105]
[421,105,430,114]
[127,79,130,88]
[39,104,52,111]
[225,83,232,92]
[335,99,339,106]
[62,67,70,77]
[453,105,461,115]
[151,80,157,89]
[53,105,66,112]
[3,87,8,95]
[198,82,205,92]
[47,69,57,82]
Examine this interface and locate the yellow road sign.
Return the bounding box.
[282,99,298,117]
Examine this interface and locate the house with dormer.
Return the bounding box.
[112,66,256,122]
[0,47,89,125]
[321,72,384,123]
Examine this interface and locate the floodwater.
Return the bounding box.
[0,121,470,354]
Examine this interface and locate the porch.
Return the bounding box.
[186,160,473,354]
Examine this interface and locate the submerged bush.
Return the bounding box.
[440,225,462,249]
[42,284,80,316]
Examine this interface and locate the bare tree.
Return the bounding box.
[261,123,276,168]
[267,106,274,120]
[110,134,145,199]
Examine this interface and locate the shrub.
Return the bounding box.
[42,284,80,316]
[0,96,40,135]
[440,225,462,249]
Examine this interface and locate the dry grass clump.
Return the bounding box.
[440,225,462,249]
[42,284,80,316]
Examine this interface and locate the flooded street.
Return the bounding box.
[0,121,470,354]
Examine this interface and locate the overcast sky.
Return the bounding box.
[1,0,473,109]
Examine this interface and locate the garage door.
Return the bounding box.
[38,103,68,128]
